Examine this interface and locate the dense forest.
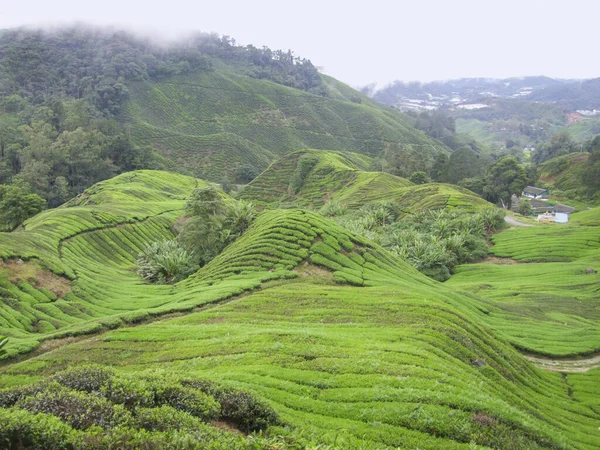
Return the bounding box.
[0,26,323,229]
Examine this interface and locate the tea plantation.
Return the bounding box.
[0,170,598,449]
[124,69,449,180]
[239,149,490,213]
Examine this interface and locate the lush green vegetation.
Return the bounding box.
[124,70,449,181]
[239,149,489,212]
[0,364,282,449]
[448,210,600,356]
[0,29,599,449]
[0,170,598,449]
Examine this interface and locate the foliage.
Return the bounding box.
[409,170,430,184]
[483,156,528,208]
[334,206,504,281]
[185,186,228,217]
[0,366,280,448]
[136,240,194,284]
[178,188,256,268]
[532,132,580,165]
[516,198,533,216]
[235,164,260,184]
[583,136,600,198]
[319,200,348,217]
[0,179,45,230]
[288,155,318,194]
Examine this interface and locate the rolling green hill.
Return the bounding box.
[536,152,591,201]
[239,149,490,213]
[123,68,450,181]
[0,171,598,448]
[447,210,600,357]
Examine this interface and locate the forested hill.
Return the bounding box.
[0,26,449,213]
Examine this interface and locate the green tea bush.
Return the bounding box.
[183,379,280,433]
[0,408,75,450]
[103,375,155,408]
[133,405,204,431]
[50,364,115,393]
[16,384,133,429]
[152,384,220,422]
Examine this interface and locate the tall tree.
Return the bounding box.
[483,156,528,208]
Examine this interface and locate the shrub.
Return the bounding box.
[288,155,318,194]
[235,164,260,184]
[103,374,155,408]
[133,405,204,431]
[517,198,533,216]
[152,383,220,422]
[183,379,280,432]
[50,364,115,393]
[319,200,348,217]
[0,408,75,450]
[16,384,133,429]
[136,240,194,284]
[409,171,430,184]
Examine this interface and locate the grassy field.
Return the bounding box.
[0,172,599,448]
[123,67,449,181]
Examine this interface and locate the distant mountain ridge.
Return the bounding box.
[372,76,599,112]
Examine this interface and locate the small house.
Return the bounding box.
[553,204,576,223]
[522,186,549,199]
[530,199,553,214]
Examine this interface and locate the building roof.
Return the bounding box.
[530,199,552,209]
[553,204,576,214]
[523,186,548,195]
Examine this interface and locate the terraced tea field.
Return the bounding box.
[124,69,449,180]
[0,171,599,449]
[448,210,600,357]
[239,149,490,213]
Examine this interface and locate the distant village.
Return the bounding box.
[512,186,576,223]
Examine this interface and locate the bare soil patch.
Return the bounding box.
[0,259,71,298]
[525,353,600,373]
[481,256,521,265]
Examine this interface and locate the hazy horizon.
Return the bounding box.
[1,0,598,88]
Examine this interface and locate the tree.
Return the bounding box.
[184,186,227,217]
[446,147,480,184]
[583,136,600,197]
[409,171,430,184]
[483,156,528,208]
[0,180,46,231]
[235,164,260,184]
[517,198,533,216]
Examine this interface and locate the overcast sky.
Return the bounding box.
[2,0,599,88]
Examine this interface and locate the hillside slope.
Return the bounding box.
[536,152,590,200]
[239,149,490,212]
[124,68,450,181]
[0,171,598,448]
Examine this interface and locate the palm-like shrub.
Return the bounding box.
[226,200,256,235]
[319,200,348,217]
[136,240,194,284]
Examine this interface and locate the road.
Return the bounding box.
[504,216,534,227]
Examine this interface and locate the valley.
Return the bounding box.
[0,25,598,450]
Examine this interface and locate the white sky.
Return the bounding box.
[2,0,599,88]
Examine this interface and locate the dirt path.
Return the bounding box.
[525,353,600,373]
[504,216,534,227]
